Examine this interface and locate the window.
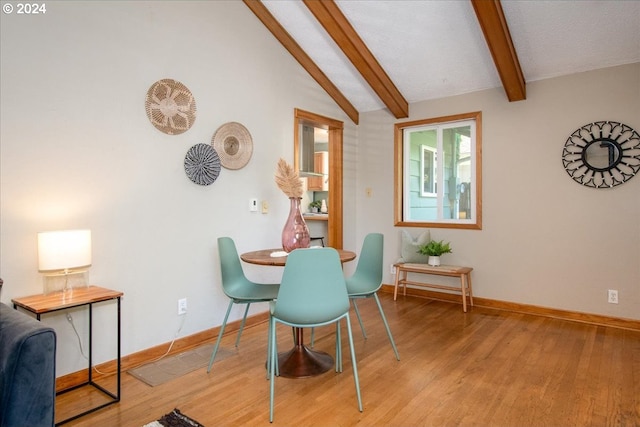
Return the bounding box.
[421,145,437,197]
[394,111,482,229]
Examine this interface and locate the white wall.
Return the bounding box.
[357,63,640,321]
[0,1,355,375]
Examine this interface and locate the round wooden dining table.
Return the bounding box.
[241,247,356,378]
[241,248,356,266]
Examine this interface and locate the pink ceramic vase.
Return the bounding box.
[282,197,310,252]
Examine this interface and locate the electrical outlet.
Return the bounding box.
[390,264,396,275]
[261,200,269,214]
[178,298,188,315]
[607,289,618,304]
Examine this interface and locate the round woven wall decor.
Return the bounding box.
[211,122,253,170]
[145,79,197,135]
[184,143,221,186]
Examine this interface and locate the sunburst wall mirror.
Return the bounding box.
[562,121,640,188]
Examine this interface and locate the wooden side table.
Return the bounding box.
[393,263,474,312]
[12,286,123,426]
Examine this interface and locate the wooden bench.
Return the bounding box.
[393,263,474,312]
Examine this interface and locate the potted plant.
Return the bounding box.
[309,200,322,213]
[418,240,452,266]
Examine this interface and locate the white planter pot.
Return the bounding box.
[428,256,441,266]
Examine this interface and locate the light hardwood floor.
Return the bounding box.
[59,293,640,426]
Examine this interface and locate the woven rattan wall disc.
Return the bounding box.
[145,79,196,135]
[211,122,253,170]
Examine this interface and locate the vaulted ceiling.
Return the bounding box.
[244,0,640,124]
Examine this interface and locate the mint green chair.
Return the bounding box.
[207,237,279,373]
[348,233,400,360]
[268,248,362,422]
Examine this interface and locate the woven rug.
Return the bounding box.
[143,408,205,427]
[129,344,234,387]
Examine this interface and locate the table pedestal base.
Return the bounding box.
[277,345,333,378]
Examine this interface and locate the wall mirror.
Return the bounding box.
[394,111,482,229]
[562,121,640,188]
[294,109,344,248]
[585,140,620,169]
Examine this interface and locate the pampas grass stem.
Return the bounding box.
[274,158,303,198]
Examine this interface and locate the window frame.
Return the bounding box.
[420,145,437,197]
[394,111,482,230]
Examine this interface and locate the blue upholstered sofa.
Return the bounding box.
[0,301,57,427]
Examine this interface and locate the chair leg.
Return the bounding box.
[207,300,234,373]
[351,299,367,339]
[269,318,278,422]
[235,303,251,347]
[335,320,342,372]
[266,315,272,380]
[310,327,315,347]
[345,315,363,412]
[266,315,280,379]
[274,322,279,377]
[373,293,400,361]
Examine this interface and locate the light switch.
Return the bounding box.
[261,200,269,214]
[250,198,258,212]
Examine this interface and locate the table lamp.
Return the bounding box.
[38,229,92,294]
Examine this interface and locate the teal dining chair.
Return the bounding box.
[348,233,400,360]
[207,237,280,373]
[268,248,363,422]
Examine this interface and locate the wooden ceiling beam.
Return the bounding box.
[243,0,359,124]
[471,0,526,101]
[303,0,409,119]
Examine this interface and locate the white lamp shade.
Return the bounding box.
[38,229,92,272]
